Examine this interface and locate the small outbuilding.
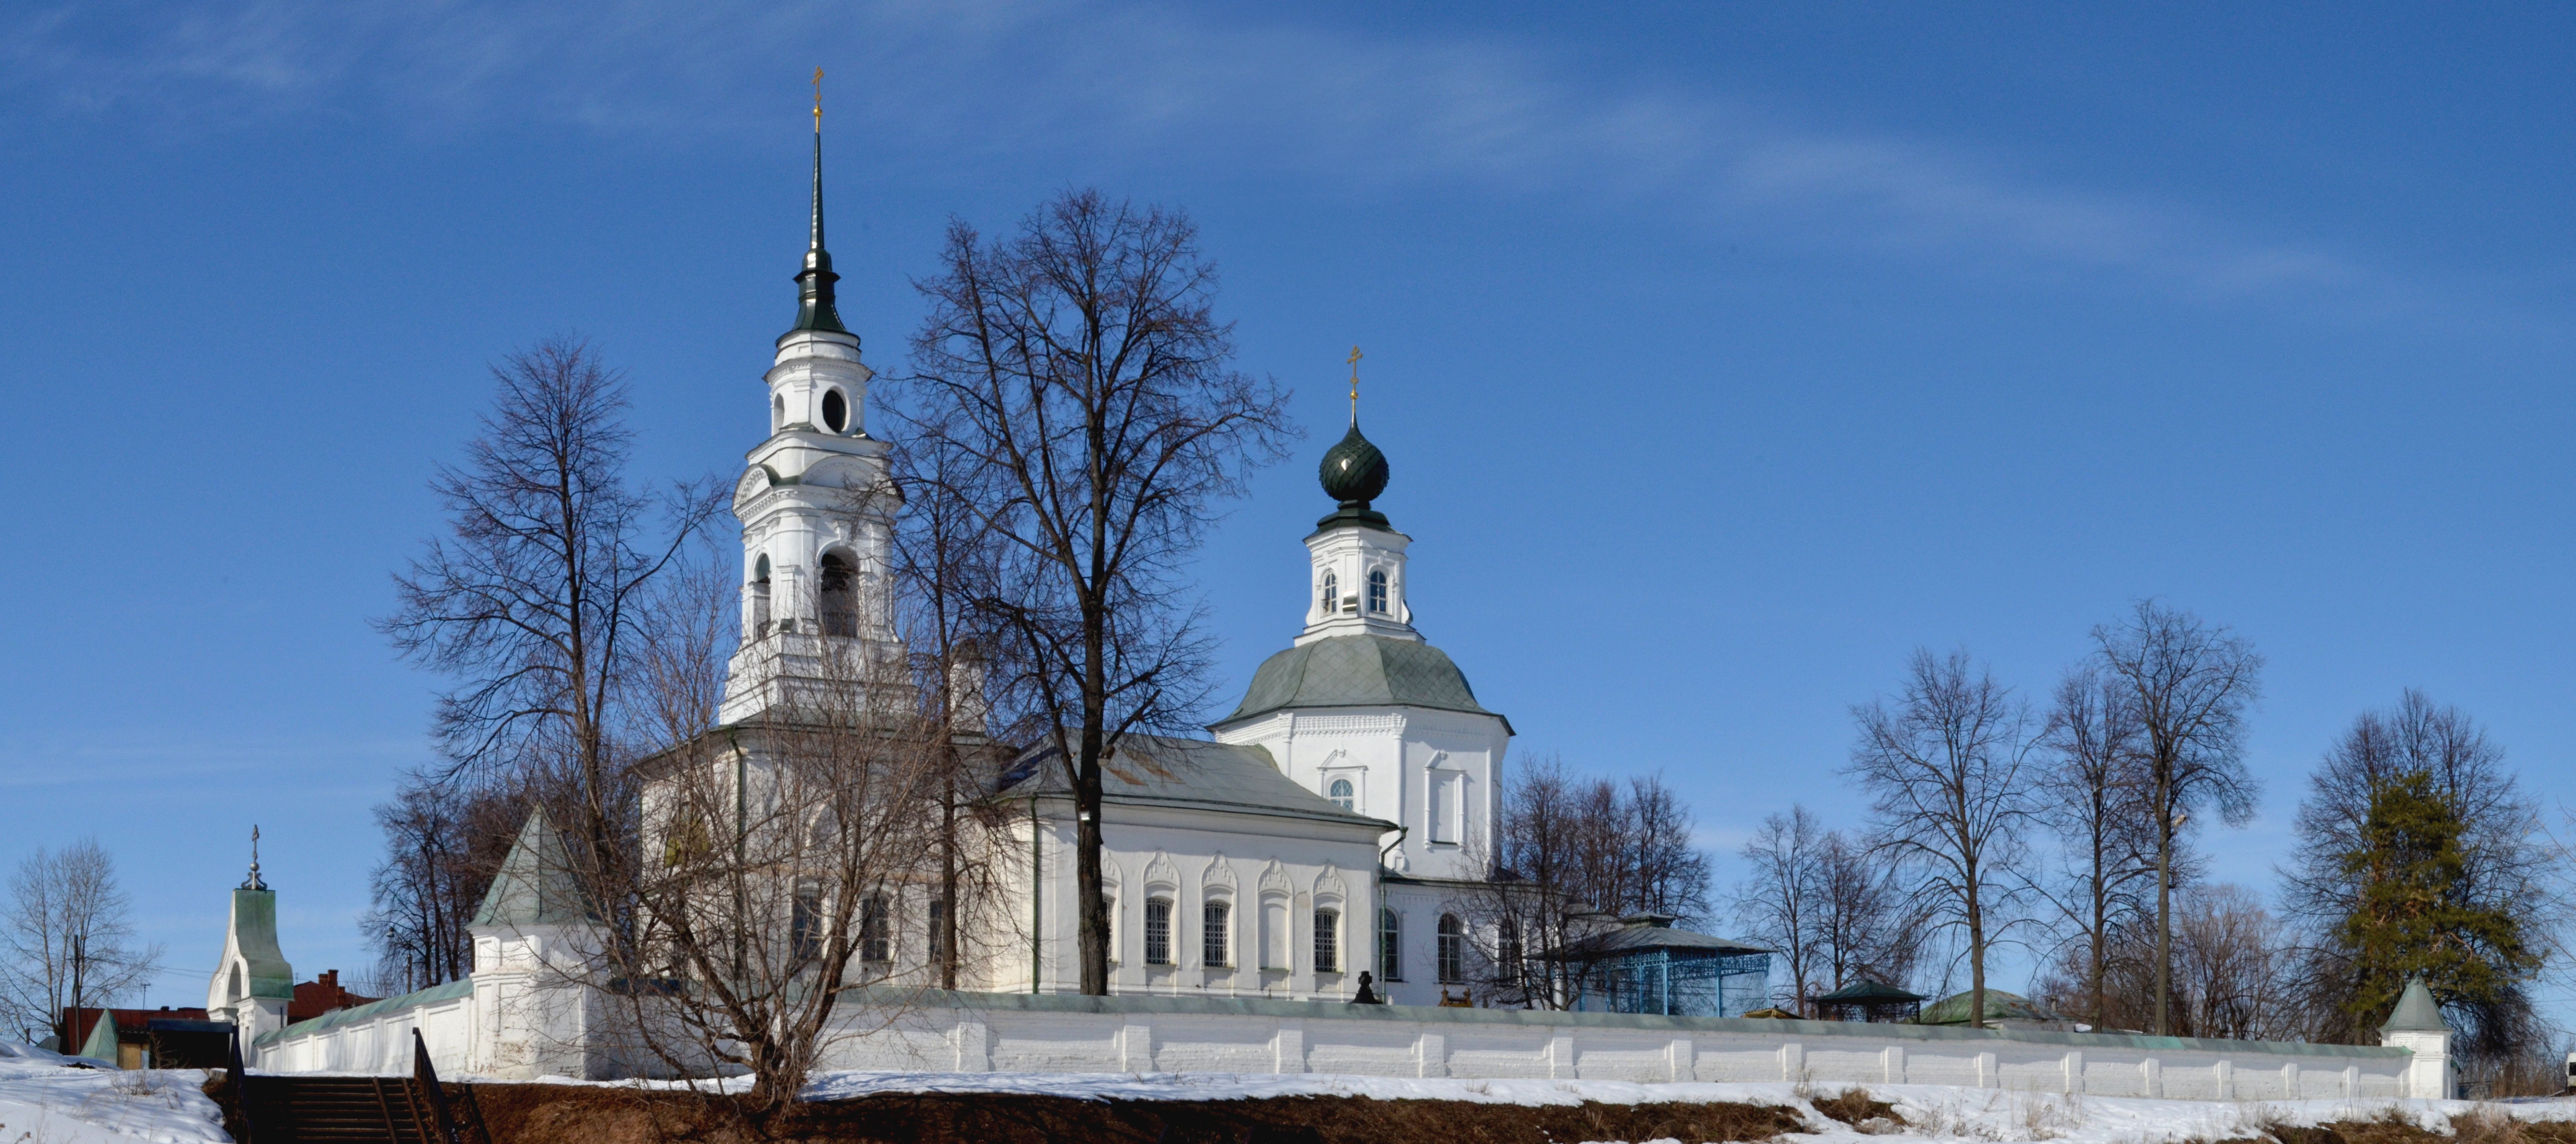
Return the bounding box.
[1915,988,2074,1031]
[1814,980,1925,1023]
[1547,914,1773,1018]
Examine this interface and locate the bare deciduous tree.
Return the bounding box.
[2090,599,2261,1036]
[1734,807,1920,1019]
[2035,883,2298,1040]
[900,190,1294,995]
[0,840,162,1046]
[1731,806,1825,1015]
[377,336,721,880]
[1811,828,1918,1001]
[2033,663,2160,1029]
[361,777,527,995]
[1848,648,2038,1030]
[1461,757,1719,1008]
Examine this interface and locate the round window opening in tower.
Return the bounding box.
[821,389,849,433]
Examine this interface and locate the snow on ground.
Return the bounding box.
[0,1044,229,1144]
[803,1070,2576,1143]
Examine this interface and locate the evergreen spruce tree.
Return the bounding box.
[2336,770,2535,1033]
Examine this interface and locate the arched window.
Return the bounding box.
[1327,778,1354,812]
[1497,917,1523,982]
[819,552,859,637]
[1202,901,1230,967]
[230,964,244,1003]
[1320,570,1339,614]
[1437,914,1466,983]
[1313,909,1340,974]
[664,805,711,868]
[1366,569,1389,613]
[1144,897,1174,966]
[1378,908,1403,981]
[859,892,892,963]
[821,389,849,433]
[749,555,772,638]
[772,394,784,432]
[791,881,822,961]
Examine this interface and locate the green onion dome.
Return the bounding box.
[1319,423,1389,508]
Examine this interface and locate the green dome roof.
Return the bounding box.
[1316,424,1391,530]
[1217,634,1508,730]
[1320,424,1389,503]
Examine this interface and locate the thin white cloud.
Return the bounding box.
[0,0,2458,321]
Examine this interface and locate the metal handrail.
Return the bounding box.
[411,1028,466,1144]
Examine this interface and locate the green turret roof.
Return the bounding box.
[473,809,597,927]
[2380,976,2449,1033]
[227,887,295,1000]
[787,128,848,337]
[1218,634,1507,731]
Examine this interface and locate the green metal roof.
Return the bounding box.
[227,888,295,1000]
[1816,980,1926,1004]
[254,978,473,1047]
[472,809,597,927]
[2380,976,2449,1033]
[1917,988,2064,1026]
[1219,634,1508,730]
[998,734,1393,831]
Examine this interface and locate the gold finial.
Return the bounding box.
[1346,345,1362,424]
[812,67,824,130]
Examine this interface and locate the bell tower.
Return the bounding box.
[718,85,905,724]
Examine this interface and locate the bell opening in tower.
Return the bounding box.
[819,551,859,638]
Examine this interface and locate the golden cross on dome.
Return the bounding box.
[812,67,824,129]
[1346,345,1362,422]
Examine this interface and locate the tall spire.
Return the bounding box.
[791,67,849,337]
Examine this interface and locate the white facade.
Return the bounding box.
[718,324,902,725]
[988,777,1387,1001]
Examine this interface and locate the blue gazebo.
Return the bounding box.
[1548,914,1773,1018]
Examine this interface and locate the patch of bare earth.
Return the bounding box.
[459,1083,1810,1144]
[2256,1107,2576,1144]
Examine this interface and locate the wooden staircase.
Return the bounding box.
[224,1030,488,1144]
[241,1075,440,1144]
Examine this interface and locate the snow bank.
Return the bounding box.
[801,1069,2576,1143]
[0,1046,230,1144]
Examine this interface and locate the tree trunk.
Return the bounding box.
[2154,770,2174,1037]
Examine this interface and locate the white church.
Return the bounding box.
[693,125,1514,1007]
[211,134,2458,1104]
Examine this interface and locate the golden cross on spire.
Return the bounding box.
[812,67,824,130]
[1346,345,1362,423]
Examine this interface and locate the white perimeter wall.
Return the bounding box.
[253,985,2428,1103]
[254,992,471,1076]
[819,992,2423,1101]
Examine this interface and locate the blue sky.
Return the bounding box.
[5,1,2574,1014]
